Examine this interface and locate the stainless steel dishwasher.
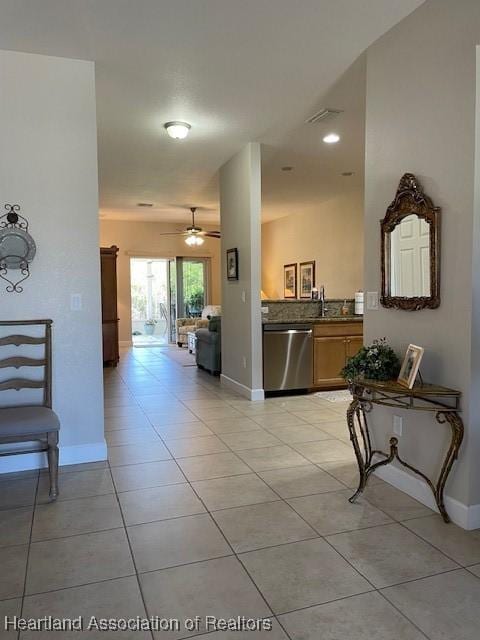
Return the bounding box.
[263,324,313,392]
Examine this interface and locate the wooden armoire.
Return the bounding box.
[100,246,120,366]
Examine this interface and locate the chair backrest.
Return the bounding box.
[201,305,221,319]
[0,320,53,408]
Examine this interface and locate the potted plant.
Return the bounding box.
[186,289,204,317]
[341,338,400,383]
[144,319,157,336]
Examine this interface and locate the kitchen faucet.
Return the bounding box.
[319,285,328,317]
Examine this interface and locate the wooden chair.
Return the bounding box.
[0,320,60,500]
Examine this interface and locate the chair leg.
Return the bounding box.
[47,431,59,501]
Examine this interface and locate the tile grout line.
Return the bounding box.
[156,433,293,640]
[18,468,40,637]
[106,459,156,640]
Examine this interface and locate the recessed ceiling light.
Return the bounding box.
[137,202,153,207]
[323,133,340,144]
[281,166,294,172]
[164,121,191,139]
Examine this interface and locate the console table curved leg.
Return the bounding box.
[347,397,375,503]
[434,411,464,523]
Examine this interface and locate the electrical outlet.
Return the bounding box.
[366,291,379,310]
[70,293,82,311]
[242,356,247,368]
[393,415,403,437]
[261,306,269,314]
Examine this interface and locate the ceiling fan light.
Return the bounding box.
[164,121,191,139]
[185,234,204,246]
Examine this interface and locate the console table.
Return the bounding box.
[347,378,463,523]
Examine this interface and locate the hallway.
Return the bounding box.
[1,346,480,639]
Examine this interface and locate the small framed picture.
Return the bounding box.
[283,263,297,298]
[299,261,315,299]
[398,344,424,388]
[226,248,239,281]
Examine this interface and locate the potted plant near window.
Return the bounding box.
[186,289,204,318]
[144,319,157,336]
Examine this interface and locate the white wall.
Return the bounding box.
[364,0,480,526]
[99,219,222,344]
[220,143,263,399]
[262,188,364,299]
[0,50,105,471]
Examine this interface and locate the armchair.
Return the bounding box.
[176,305,221,347]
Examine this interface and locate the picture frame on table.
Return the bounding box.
[398,343,424,388]
[283,263,297,298]
[299,261,315,299]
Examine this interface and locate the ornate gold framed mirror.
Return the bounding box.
[381,173,440,310]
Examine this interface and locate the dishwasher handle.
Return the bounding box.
[265,329,312,335]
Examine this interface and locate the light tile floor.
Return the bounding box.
[1,345,479,639]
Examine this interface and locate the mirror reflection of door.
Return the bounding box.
[390,214,430,297]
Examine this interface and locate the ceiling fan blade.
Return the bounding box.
[158,231,186,236]
[203,232,221,238]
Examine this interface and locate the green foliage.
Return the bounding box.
[187,288,204,310]
[341,338,400,382]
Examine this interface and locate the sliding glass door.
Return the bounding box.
[168,257,210,341]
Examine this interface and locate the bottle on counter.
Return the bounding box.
[341,300,349,316]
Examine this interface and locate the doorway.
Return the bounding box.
[130,258,169,346]
[130,257,211,346]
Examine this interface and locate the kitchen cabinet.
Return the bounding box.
[313,322,363,388]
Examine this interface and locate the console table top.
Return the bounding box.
[354,378,461,398]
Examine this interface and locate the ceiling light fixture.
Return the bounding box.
[323,133,340,144]
[164,121,191,140]
[185,234,204,247]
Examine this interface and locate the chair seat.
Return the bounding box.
[178,324,196,335]
[0,406,60,437]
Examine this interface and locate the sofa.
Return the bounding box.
[195,316,221,375]
[175,305,221,347]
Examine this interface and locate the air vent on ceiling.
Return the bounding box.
[305,108,343,124]
[137,202,153,207]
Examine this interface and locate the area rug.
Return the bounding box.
[162,347,197,367]
[314,389,352,402]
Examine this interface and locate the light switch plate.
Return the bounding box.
[70,293,82,311]
[366,291,379,310]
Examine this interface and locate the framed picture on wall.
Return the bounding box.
[398,344,424,388]
[283,263,297,298]
[226,248,239,281]
[299,261,315,299]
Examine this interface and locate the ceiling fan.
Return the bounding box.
[159,207,221,246]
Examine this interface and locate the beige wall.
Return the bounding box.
[0,50,104,471]
[100,220,221,344]
[220,143,263,398]
[261,188,364,299]
[364,0,480,521]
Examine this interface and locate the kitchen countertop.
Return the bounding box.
[262,316,363,325]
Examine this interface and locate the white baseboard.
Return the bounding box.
[375,461,480,530]
[119,340,133,347]
[0,441,108,474]
[220,374,265,401]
